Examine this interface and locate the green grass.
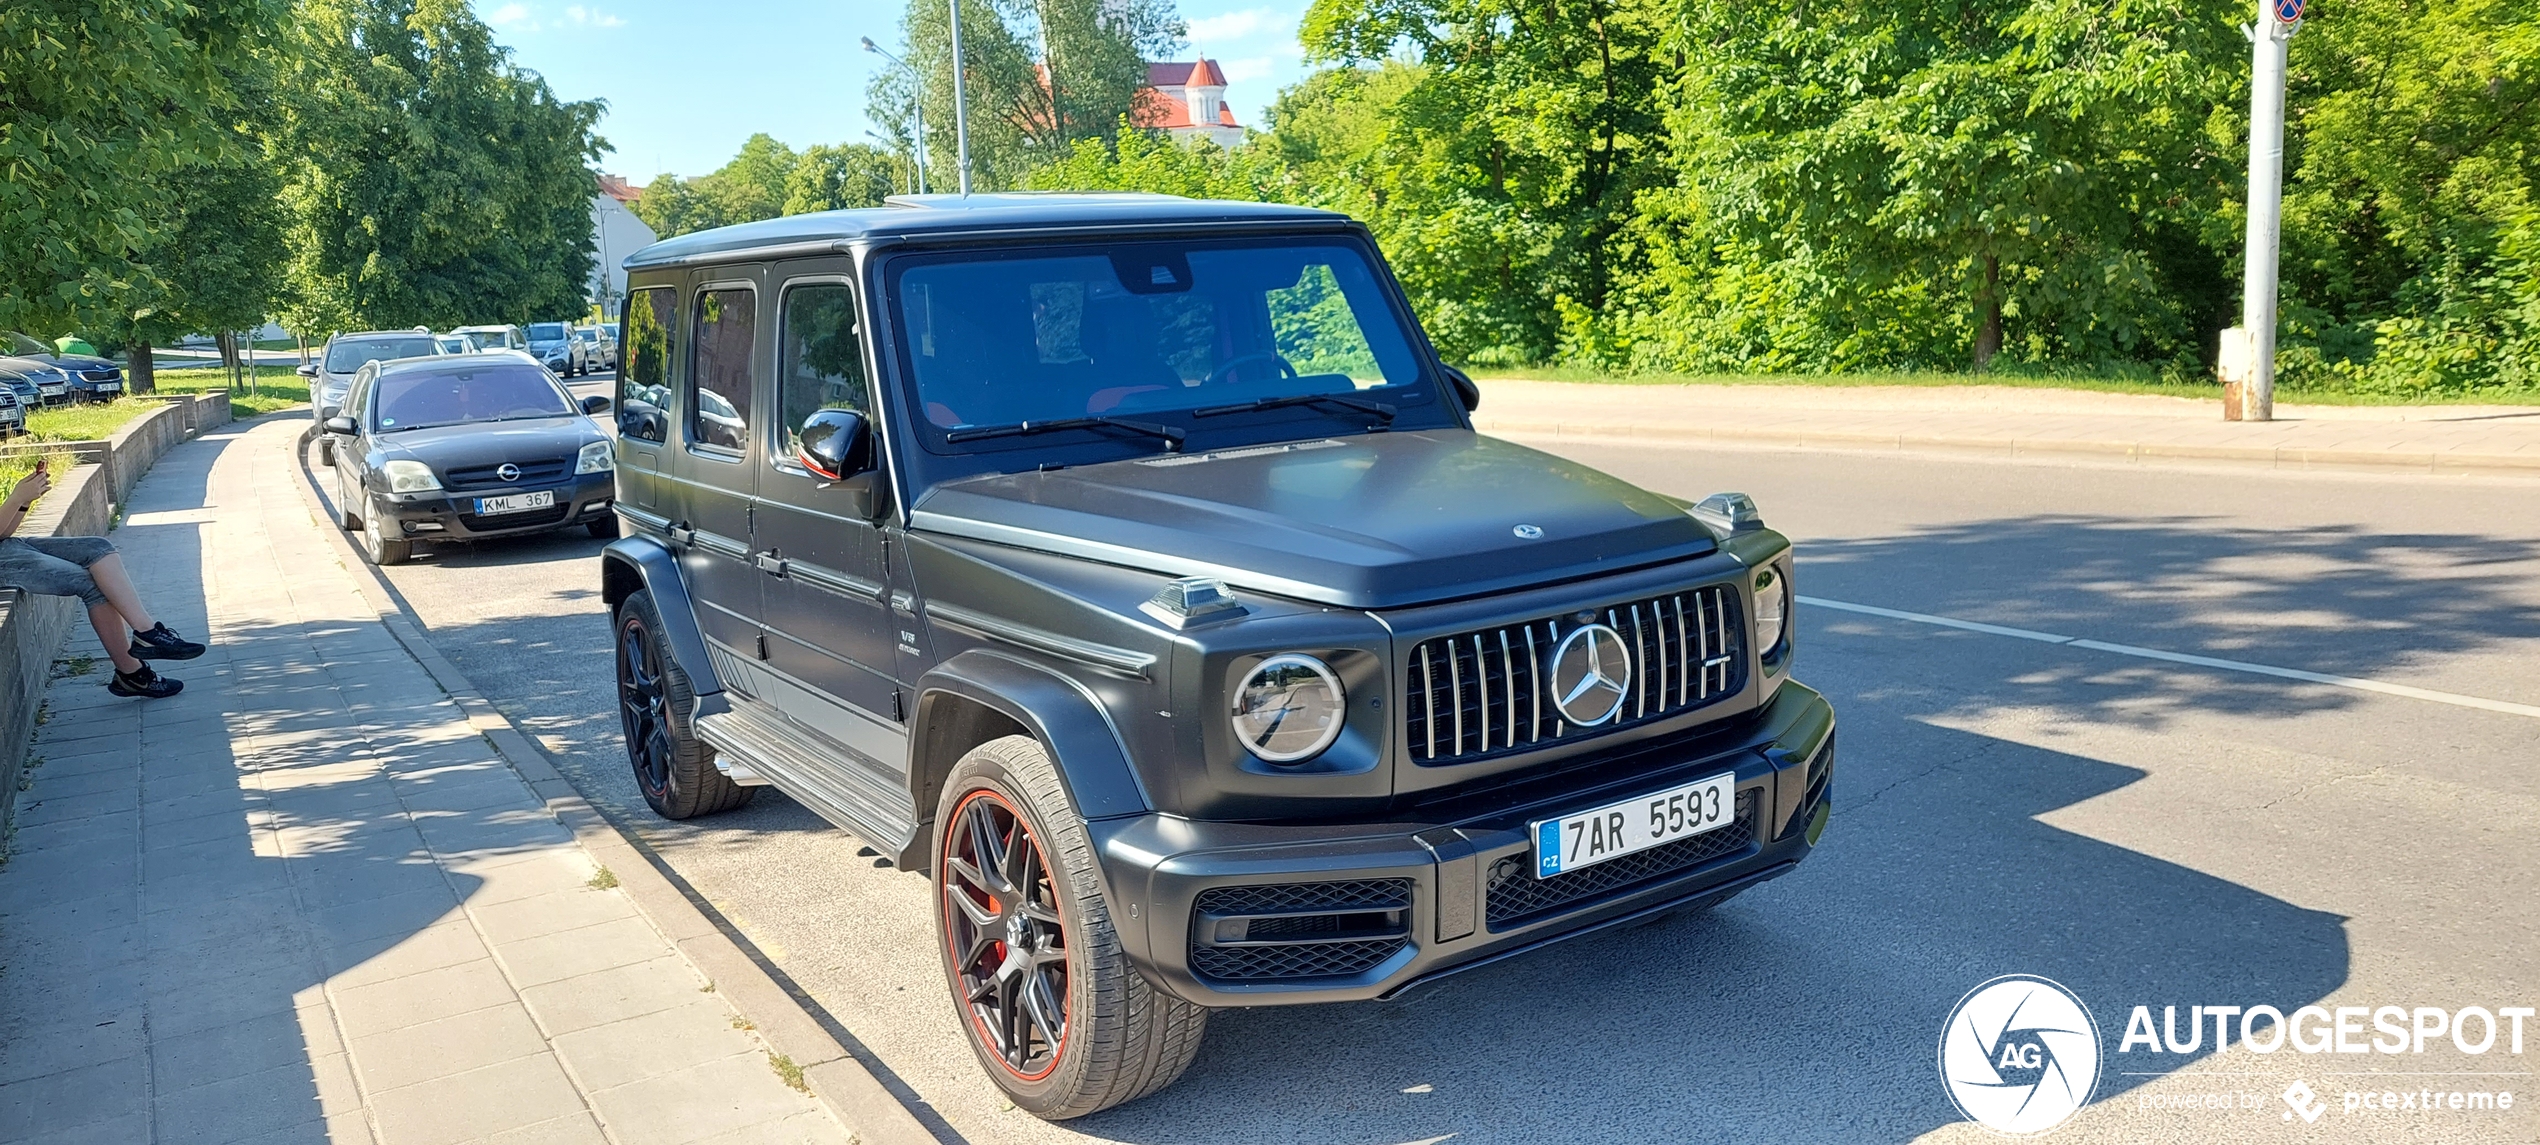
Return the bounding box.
[1469,365,2540,407]
[25,398,161,442]
[150,363,310,418]
[0,448,81,514]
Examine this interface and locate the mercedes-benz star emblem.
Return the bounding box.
[496,463,521,482]
[1513,524,1544,539]
[1547,622,1631,725]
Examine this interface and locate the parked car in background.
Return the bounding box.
[574,324,617,371]
[436,334,471,355]
[0,370,45,412]
[526,321,591,377]
[0,385,24,436]
[452,324,526,353]
[320,349,619,565]
[4,331,122,403]
[0,357,71,407]
[300,328,443,465]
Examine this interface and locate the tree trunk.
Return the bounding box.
[1972,254,2003,372]
[129,341,156,395]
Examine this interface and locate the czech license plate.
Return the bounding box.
[1532,770,1736,879]
[473,490,555,516]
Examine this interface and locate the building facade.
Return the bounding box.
[591,174,659,318]
[1134,60,1246,149]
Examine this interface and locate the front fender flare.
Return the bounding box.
[600,536,722,701]
[911,648,1152,830]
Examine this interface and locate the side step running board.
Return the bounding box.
[695,707,918,855]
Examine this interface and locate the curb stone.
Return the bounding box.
[289,427,942,1145]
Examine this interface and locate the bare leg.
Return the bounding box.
[92,603,142,674]
[84,553,159,633]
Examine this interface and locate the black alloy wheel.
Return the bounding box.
[942,789,1070,1081]
[617,611,675,801]
[612,591,751,820]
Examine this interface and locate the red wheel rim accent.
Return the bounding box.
[941,788,1068,1081]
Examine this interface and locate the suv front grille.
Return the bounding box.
[445,457,570,492]
[1486,791,1757,929]
[1405,584,1744,764]
[1188,879,1413,982]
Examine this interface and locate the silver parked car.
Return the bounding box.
[300,328,444,465]
[526,321,592,377]
[573,324,617,371]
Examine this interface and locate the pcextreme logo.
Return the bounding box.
[1939,975,2104,1135]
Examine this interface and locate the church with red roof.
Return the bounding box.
[1132,59,1247,149]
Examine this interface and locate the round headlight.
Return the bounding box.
[1755,566,1789,655]
[1229,653,1347,763]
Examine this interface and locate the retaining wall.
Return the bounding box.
[0,461,114,832]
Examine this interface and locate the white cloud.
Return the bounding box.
[565,5,626,27]
[1220,57,1273,83]
[1185,7,1277,41]
[486,2,534,29]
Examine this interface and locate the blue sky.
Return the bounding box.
[479,1,1312,183]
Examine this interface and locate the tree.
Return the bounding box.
[1024,123,1282,201]
[278,0,605,332]
[0,0,286,335]
[630,133,797,237]
[867,0,1185,191]
[784,144,901,214]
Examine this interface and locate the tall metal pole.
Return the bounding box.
[2239,0,2298,422]
[948,0,972,196]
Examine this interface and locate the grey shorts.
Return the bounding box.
[0,535,116,607]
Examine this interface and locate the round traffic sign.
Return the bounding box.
[2275,0,2305,22]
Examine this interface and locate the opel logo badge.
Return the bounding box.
[1547,622,1632,725]
[1512,524,1544,539]
[496,463,521,482]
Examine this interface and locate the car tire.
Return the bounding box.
[585,515,620,539]
[614,590,752,819]
[361,496,412,566]
[934,735,1208,1120]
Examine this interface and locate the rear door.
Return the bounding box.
[664,272,768,692]
[612,284,677,524]
[753,267,906,772]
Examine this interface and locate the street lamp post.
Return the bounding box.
[860,37,929,195]
[2236,0,2304,422]
[946,0,972,195]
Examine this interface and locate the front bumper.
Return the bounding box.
[1090,681,1837,1007]
[371,470,617,541]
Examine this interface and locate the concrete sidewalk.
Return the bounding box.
[0,418,849,1144]
[1473,380,2540,476]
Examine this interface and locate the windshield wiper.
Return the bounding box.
[1192,392,1396,423]
[945,415,1185,452]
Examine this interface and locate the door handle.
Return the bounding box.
[752,550,788,577]
[665,521,695,546]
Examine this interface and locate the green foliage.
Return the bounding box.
[0,0,287,333]
[783,144,901,214]
[867,0,1185,191]
[631,133,798,237]
[1022,124,1283,200]
[276,0,604,332]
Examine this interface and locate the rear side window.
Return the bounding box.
[777,283,869,460]
[689,287,756,454]
[619,288,675,442]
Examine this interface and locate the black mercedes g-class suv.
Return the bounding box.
[600,193,1836,1118]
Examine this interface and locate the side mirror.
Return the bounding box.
[323,416,357,436]
[296,364,319,378]
[1441,365,1481,412]
[797,408,874,481]
[580,394,612,415]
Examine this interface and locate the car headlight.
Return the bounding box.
[1229,653,1347,764]
[1754,565,1789,657]
[576,439,615,474]
[382,459,441,493]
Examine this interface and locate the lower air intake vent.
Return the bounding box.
[1188,879,1413,982]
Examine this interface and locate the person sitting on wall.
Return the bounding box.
[0,461,203,698]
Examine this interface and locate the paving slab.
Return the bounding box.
[0,419,849,1144]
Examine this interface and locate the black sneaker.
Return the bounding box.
[129,623,205,661]
[108,664,183,699]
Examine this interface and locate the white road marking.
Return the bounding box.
[1798,594,2540,721]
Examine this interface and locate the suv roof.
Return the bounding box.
[332,328,433,340]
[623,193,1347,272]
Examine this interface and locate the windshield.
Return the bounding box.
[459,329,515,350]
[3,332,51,357]
[574,329,597,343]
[371,363,576,432]
[326,336,439,373]
[891,239,1435,454]
[528,323,569,342]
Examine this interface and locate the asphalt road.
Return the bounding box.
[308,420,2540,1145]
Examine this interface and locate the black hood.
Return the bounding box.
[378,417,600,470]
[908,430,1718,609]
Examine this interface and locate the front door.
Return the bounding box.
[754,271,906,775]
[667,276,766,691]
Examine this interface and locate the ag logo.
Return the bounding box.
[1939,975,2101,1135]
[1547,622,1631,725]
